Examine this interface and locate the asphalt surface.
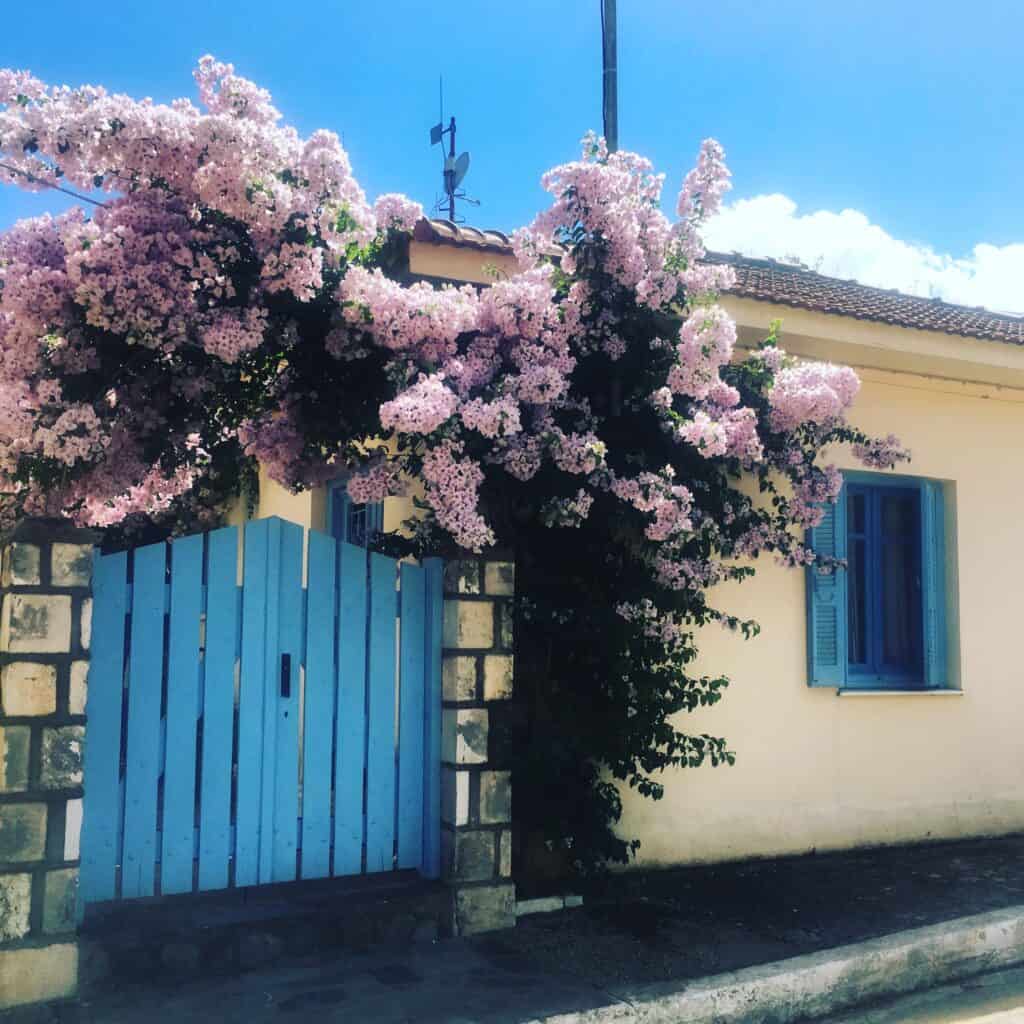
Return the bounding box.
[7,833,1024,1023]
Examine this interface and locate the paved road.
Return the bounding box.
[828,966,1024,1023]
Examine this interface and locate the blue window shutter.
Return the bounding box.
[920,480,947,687]
[806,494,848,687]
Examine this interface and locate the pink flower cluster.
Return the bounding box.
[421,441,495,551]
[768,362,860,432]
[616,599,691,656]
[611,470,693,542]
[380,374,459,434]
[373,193,424,232]
[853,433,910,469]
[0,58,904,589]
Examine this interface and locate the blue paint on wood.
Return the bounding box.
[421,558,445,879]
[198,526,239,891]
[270,519,303,882]
[236,520,269,887]
[334,541,368,876]
[121,542,167,898]
[161,533,204,894]
[922,480,948,687]
[365,552,398,874]
[806,494,848,687]
[79,551,129,907]
[396,563,426,870]
[301,530,338,879]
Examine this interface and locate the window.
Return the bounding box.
[807,473,949,690]
[328,481,384,547]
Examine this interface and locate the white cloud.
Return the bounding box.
[703,194,1024,316]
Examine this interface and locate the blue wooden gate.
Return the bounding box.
[79,517,443,908]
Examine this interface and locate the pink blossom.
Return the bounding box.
[768,362,860,432]
[373,193,424,233]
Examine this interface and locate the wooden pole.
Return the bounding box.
[602,0,618,152]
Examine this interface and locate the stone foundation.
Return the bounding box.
[0,520,94,1010]
[440,558,516,934]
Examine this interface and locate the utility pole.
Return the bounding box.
[602,0,618,152]
[444,116,457,221]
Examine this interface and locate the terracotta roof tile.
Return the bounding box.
[413,218,513,253]
[414,218,1024,346]
[705,252,1024,346]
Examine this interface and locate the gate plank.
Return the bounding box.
[161,533,204,894]
[334,541,367,876]
[198,526,240,891]
[366,553,398,874]
[301,530,338,879]
[397,563,426,870]
[270,520,303,882]
[121,542,167,898]
[421,559,444,879]
[79,551,129,906]
[236,520,269,887]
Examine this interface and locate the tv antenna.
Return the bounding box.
[429,78,479,222]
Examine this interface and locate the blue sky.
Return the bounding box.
[2,1,1023,309]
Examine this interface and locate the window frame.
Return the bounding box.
[326,478,384,548]
[807,471,949,692]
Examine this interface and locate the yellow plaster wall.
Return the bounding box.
[408,240,519,284]
[618,366,1024,865]
[243,238,1024,865]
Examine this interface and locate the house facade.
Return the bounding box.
[263,219,1024,867]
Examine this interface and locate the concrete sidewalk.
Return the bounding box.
[10,904,1024,1024]
[7,834,1024,1023]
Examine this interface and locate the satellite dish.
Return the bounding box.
[430,122,444,146]
[453,152,470,188]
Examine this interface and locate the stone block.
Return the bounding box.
[483,655,514,701]
[480,770,511,825]
[0,802,46,861]
[444,560,481,595]
[0,661,57,716]
[80,598,92,651]
[441,766,470,826]
[64,798,82,860]
[442,655,478,702]
[443,600,493,650]
[484,561,515,596]
[69,661,89,715]
[442,708,488,765]
[42,867,78,934]
[442,829,495,882]
[40,726,85,788]
[499,830,512,878]
[1,594,72,653]
[0,725,30,792]
[454,883,516,935]
[51,543,93,586]
[516,896,564,917]
[4,543,41,586]
[0,942,78,1009]
[0,872,32,941]
[496,600,514,650]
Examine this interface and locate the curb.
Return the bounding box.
[540,904,1024,1023]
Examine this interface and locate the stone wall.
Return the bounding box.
[0,521,94,1010]
[440,558,516,934]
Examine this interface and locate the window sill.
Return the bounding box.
[836,688,962,697]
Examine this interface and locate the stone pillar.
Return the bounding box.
[0,520,94,1010]
[440,557,516,935]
